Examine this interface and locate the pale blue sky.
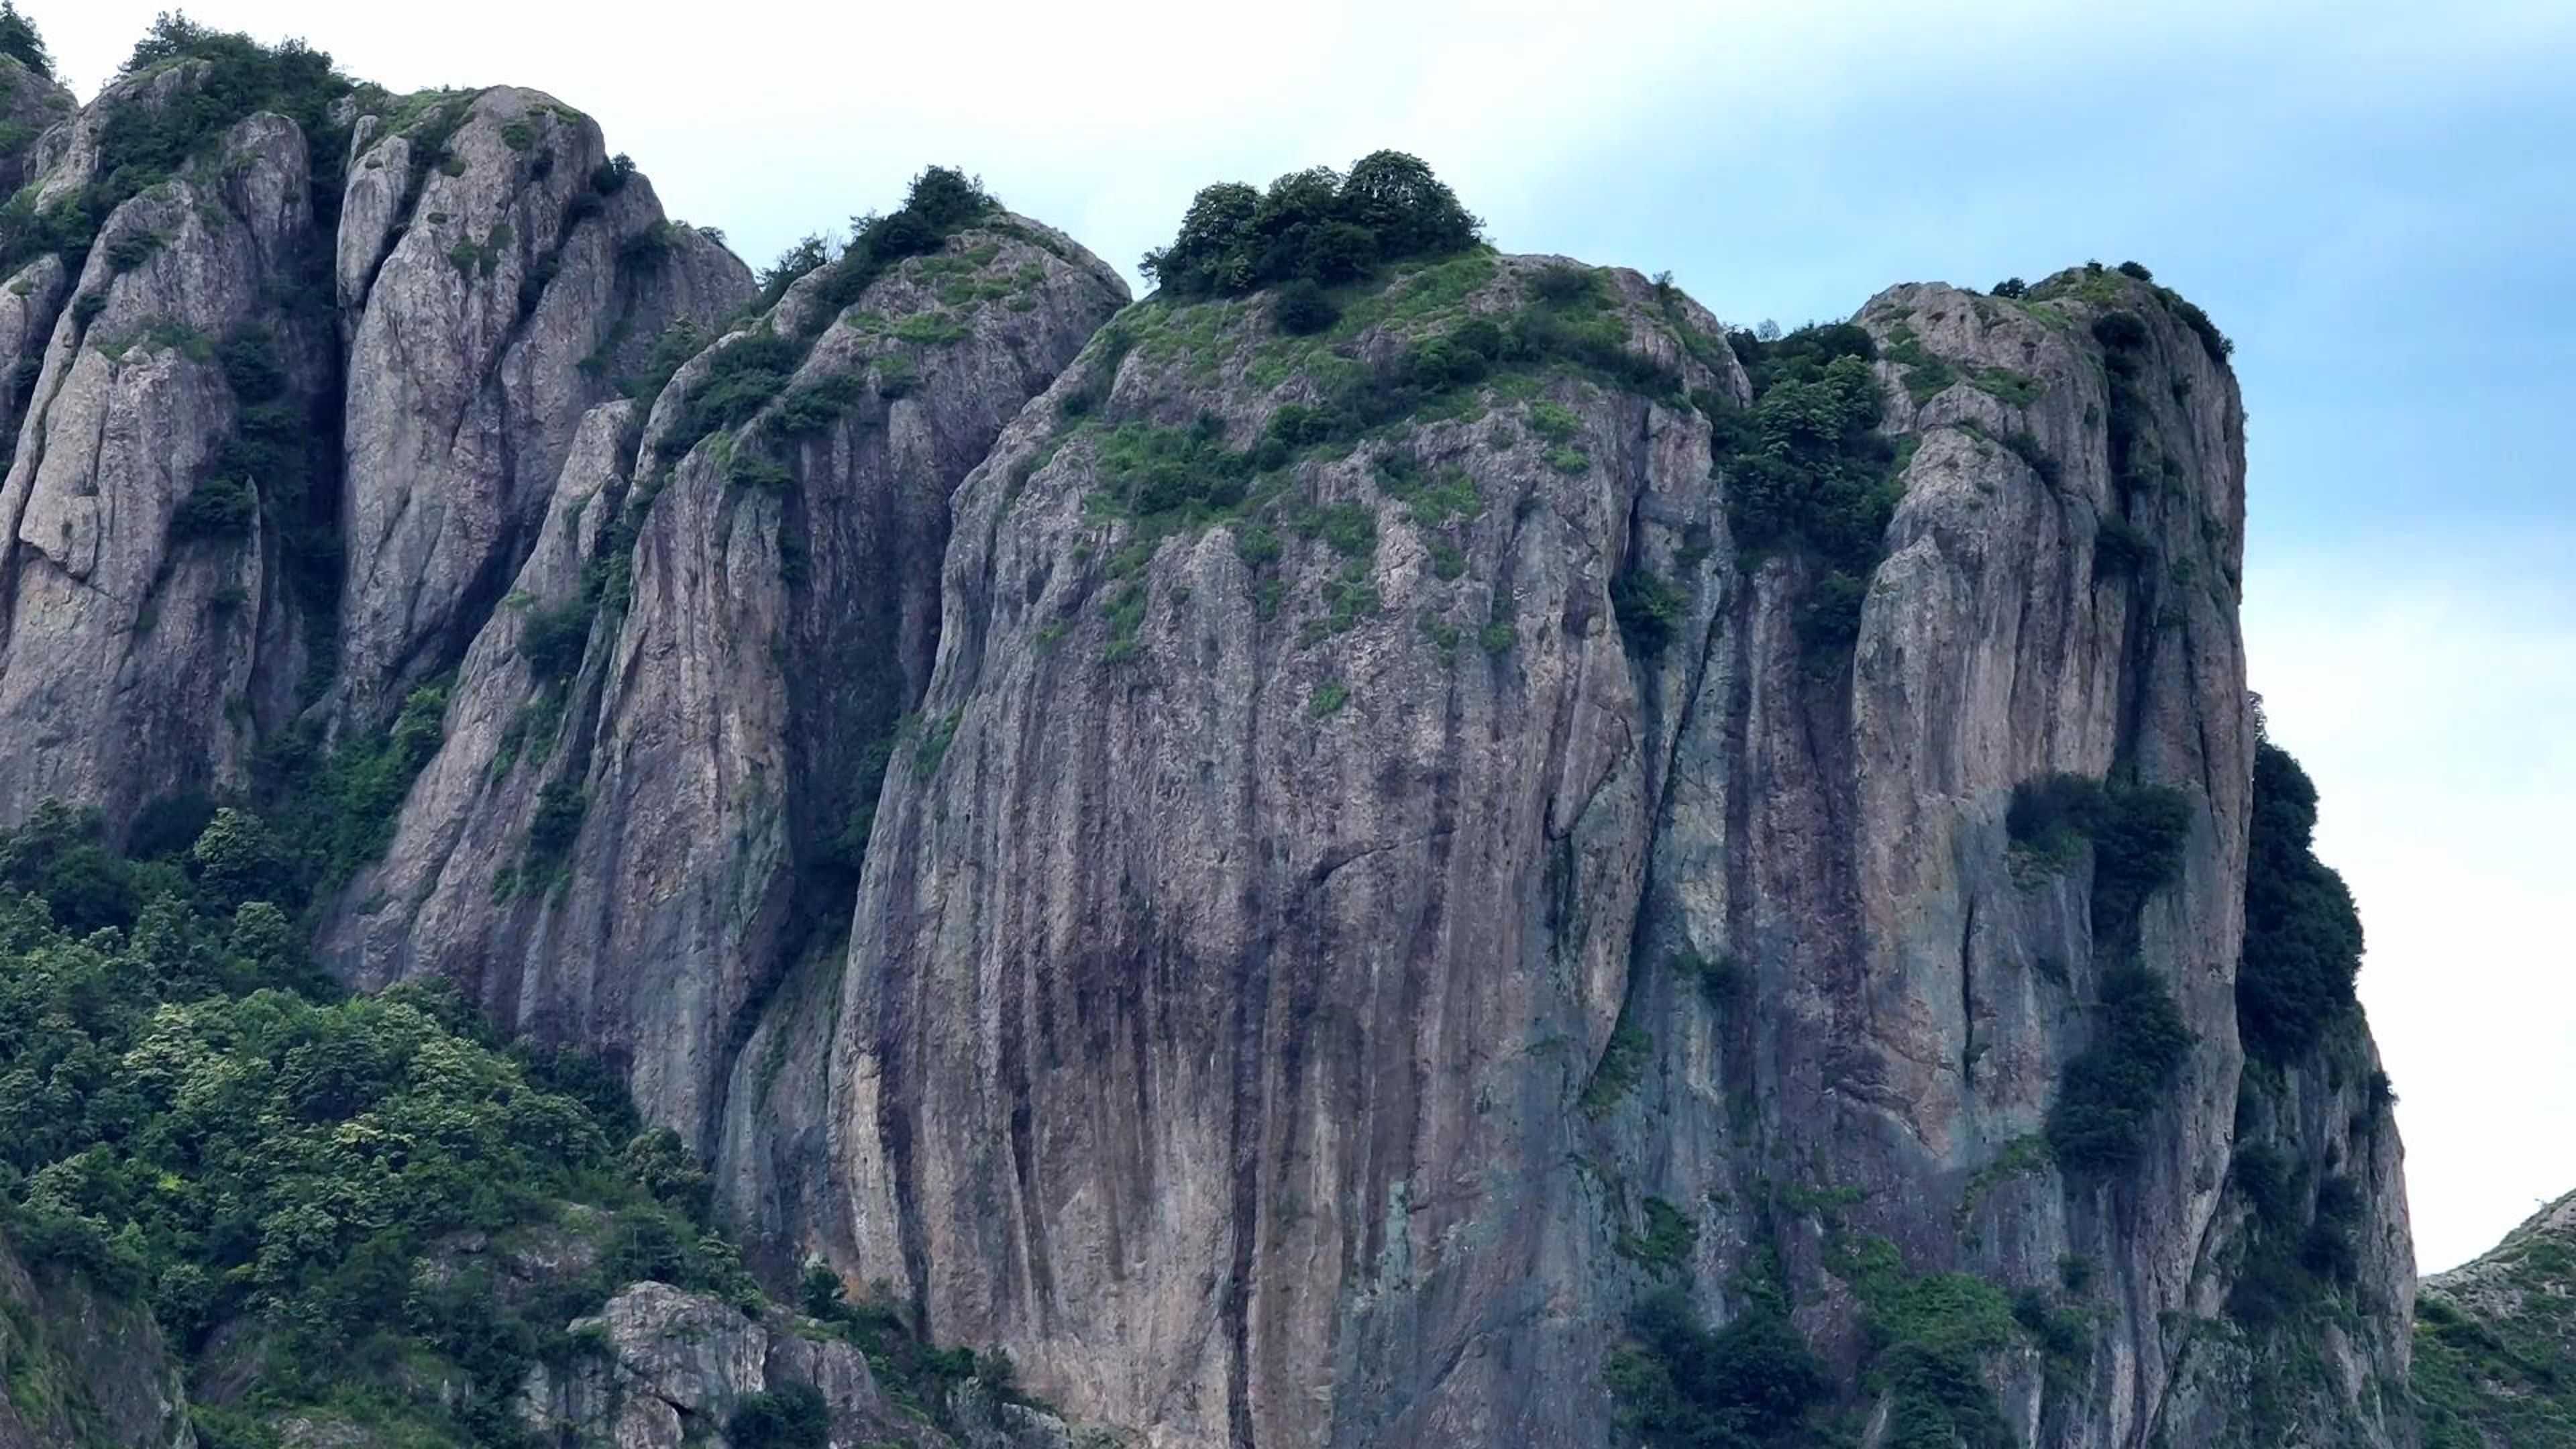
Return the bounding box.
[33,0,2573,1272]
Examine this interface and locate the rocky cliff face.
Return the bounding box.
[724,259,2418,1448]
[0,102,327,832]
[319,207,1128,1152]
[0,60,754,839]
[0,1228,193,1449]
[331,86,752,724]
[0,36,2422,1449]
[520,1280,1111,1449]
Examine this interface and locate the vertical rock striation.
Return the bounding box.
[331,85,751,724]
[0,63,751,838]
[739,260,2415,1448]
[0,109,325,831]
[321,210,1129,1158]
[0,48,2422,1447]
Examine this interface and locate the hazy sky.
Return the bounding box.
[30,0,2573,1273]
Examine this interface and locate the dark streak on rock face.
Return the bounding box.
[0,70,2415,1449]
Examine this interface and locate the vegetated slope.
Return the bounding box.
[2414,1190,2576,1446]
[0,11,2432,1449]
[0,804,1091,1447]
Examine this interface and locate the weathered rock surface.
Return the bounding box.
[0,110,325,833]
[322,213,1128,1157]
[2159,1018,2415,1446]
[711,261,2419,1448]
[0,70,749,839]
[0,45,2426,1449]
[331,86,752,725]
[0,56,73,197]
[519,1279,1098,1449]
[0,1228,195,1448]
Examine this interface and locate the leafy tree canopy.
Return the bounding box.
[0,1,50,78]
[1142,150,1482,298]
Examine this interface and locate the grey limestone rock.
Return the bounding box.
[0,111,324,835]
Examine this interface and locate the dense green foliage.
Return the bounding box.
[728,1383,829,1448]
[0,804,767,1442]
[0,795,1035,1442]
[1612,568,1689,657]
[2014,771,2200,1177]
[1141,151,1481,299]
[795,1261,1032,1424]
[2005,770,2192,954]
[0,3,50,80]
[1605,1287,1831,1448]
[255,678,452,895]
[2221,1140,2365,1330]
[2045,966,2193,1173]
[1270,277,1338,334]
[0,15,358,281]
[1823,1234,2025,1449]
[2014,769,2199,1182]
[1709,323,1902,653]
[1608,1195,2055,1448]
[2236,741,2364,1063]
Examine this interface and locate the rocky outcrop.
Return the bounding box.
[0,66,750,840]
[331,86,752,724]
[0,109,326,833]
[710,260,2418,1448]
[2159,1019,2415,1446]
[519,1280,1100,1449]
[0,56,72,197]
[0,1228,194,1449]
[321,212,1129,1156]
[0,40,2424,1448]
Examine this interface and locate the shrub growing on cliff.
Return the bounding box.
[0,2,51,78]
[519,595,593,679]
[102,15,352,214]
[2086,783,2192,946]
[730,1385,830,1448]
[2005,771,2190,953]
[757,233,837,309]
[1709,322,1902,656]
[2236,740,2365,1062]
[657,331,804,460]
[1271,276,1338,335]
[1141,150,1482,299]
[1612,568,1688,658]
[168,473,258,541]
[2046,966,2193,1173]
[1606,1287,1831,1446]
[2007,771,2104,856]
[657,166,994,463]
